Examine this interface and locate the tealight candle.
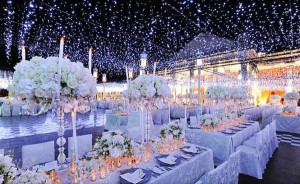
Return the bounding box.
[50,170,56,181]
[117,157,122,168]
[90,169,97,182]
[127,156,132,166]
[100,167,106,179]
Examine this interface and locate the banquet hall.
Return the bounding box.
[0,0,300,183]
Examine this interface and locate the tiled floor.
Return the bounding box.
[239,132,300,184]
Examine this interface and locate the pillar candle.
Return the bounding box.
[21,46,26,61]
[89,48,92,74]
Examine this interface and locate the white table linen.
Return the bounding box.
[186,121,260,165]
[273,114,300,134]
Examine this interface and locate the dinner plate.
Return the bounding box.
[120,168,151,184]
[181,146,202,154]
[156,154,181,166]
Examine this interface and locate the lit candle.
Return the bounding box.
[90,169,97,182]
[100,167,106,179]
[152,62,157,85]
[21,46,26,61]
[71,108,79,162]
[58,37,64,91]
[88,47,92,73]
[125,65,129,84]
[50,170,56,181]
[164,68,167,78]
[117,157,122,168]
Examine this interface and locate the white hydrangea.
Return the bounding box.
[9,57,97,113]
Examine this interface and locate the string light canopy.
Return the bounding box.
[1,0,300,79]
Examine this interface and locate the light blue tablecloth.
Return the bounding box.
[274,114,300,134]
[186,121,260,165]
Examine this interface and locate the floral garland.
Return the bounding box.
[8,56,97,113]
[94,131,134,158]
[0,154,16,184]
[159,121,185,140]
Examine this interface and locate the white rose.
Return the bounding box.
[66,74,78,89]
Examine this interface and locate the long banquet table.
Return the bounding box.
[273,114,300,134]
[61,145,214,184]
[185,121,260,165]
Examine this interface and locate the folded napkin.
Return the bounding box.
[40,161,58,171]
[86,151,97,157]
[183,145,198,153]
[159,155,177,165]
[120,169,145,184]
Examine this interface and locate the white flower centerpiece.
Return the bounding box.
[283,92,299,109]
[159,121,185,140]
[270,95,281,105]
[219,112,233,122]
[200,114,220,129]
[13,170,52,184]
[124,74,172,110]
[9,56,97,113]
[124,74,172,143]
[9,56,97,167]
[0,154,17,184]
[94,131,134,159]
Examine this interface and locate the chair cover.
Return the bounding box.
[0,149,4,155]
[227,151,241,184]
[11,104,21,116]
[243,131,263,151]
[269,121,278,153]
[105,109,113,114]
[190,116,198,127]
[1,104,11,116]
[180,117,187,128]
[68,134,93,158]
[160,109,170,124]
[127,111,142,141]
[261,125,270,168]
[198,161,229,184]
[152,110,162,125]
[105,114,121,130]
[236,145,263,179]
[22,141,55,169]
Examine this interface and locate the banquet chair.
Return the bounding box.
[195,161,229,184]
[68,134,93,159]
[22,141,55,169]
[190,116,198,127]
[227,151,241,184]
[1,103,11,116]
[105,109,113,114]
[180,117,187,128]
[105,114,121,130]
[236,132,264,179]
[11,104,21,116]
[269,121,278,153]
[0,149,4,155]
[261,125,271,167]
[127,112,142,141]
